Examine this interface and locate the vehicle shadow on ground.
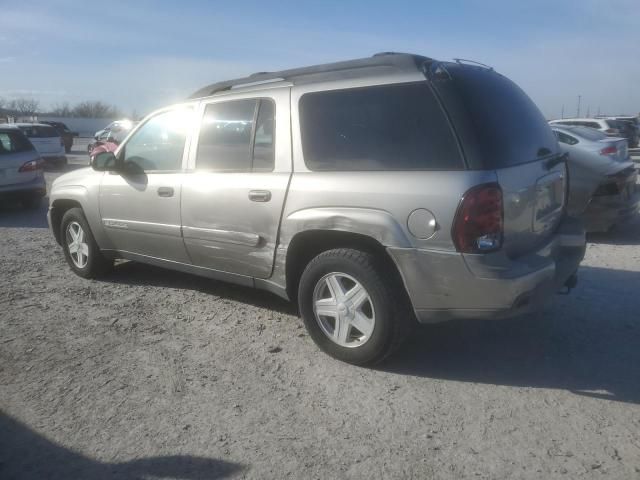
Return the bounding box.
[0,412,243,480]
[103,261,298,316]
[587,216,640,245]
[0,200,48,228]
[382,265,640,405]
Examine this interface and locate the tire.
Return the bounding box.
[21,195,42,210]
[65,145,71,153]
[298,248,413,366]
[60,208,113,279]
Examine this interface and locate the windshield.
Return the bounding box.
[429,62,559,169]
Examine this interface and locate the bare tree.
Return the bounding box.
[72,101,120,118]
[50,101,72,117]
[8,98,40,116]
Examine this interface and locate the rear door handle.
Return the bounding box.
[248,190,271,202]
[157,186,174,197]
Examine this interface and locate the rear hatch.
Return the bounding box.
[19,125,62,155]
[428,62,566,258]
[0,130,40,186]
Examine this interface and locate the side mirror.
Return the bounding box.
[91,151,119,171]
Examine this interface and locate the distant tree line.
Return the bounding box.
[0,97,121,118]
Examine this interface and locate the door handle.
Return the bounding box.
[157,186,174,197]
[248,190,271,202]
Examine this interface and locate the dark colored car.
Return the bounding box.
[40,121,78,153]
[610,117,639,148]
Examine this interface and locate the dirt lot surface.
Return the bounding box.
[1,143,640,479]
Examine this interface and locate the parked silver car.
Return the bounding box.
[551,124,639,232]
[0,126,46,208]
[47,53,586,364]
[10,123,67,168]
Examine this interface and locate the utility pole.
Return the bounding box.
[577,95,582,117]
[597,106,601,117]
[561,104,565,119]
[586,106,590,118]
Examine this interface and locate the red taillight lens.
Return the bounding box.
[452,183,503,253]
[18,159,43,172]
[600,146,617,156]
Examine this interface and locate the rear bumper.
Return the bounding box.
[583,187,640,232]
[0,174,46,198]
[41,154,67,164]
[388,216,586,324]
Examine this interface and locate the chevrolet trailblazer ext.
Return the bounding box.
[48,53,586,365]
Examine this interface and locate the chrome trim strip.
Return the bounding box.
[182,225,261,247]
[102,218,181,237]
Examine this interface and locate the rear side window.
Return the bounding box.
[195,99,275,172]
[429,63,559,169]
[554,131,578,145]
[299,83,463,171]
[0,131,34,154]
[19,126,59,138]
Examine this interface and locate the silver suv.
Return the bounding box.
[48,53,586,365]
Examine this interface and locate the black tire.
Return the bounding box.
[21,195,42,210]
[60,207,113,279]
[65,145,71,153]
[298,248,413,366]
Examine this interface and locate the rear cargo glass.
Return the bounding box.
[429,63,559,169]
[299,82,463,171]
[0,131,34,154]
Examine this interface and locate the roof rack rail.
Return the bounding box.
[453,58,493,71]
[189,53,433,99]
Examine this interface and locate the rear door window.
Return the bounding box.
[195,99,275,172]
[429,63,559,169]
[299,82,463,171]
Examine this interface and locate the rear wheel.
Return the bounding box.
[298,248,413,365]
[60,208,113,278]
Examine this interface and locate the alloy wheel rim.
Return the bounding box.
[312,272,375,348]
[66,221,89,268]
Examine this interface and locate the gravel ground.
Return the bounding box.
[1,141,640,479]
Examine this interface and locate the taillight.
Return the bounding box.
[452,183,503,253]
[18,159,43,172]
[600,146,617,156]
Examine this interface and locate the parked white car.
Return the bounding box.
[10,123,67,168]
[549,118,622,138]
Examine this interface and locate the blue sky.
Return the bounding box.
[1,0,638,118]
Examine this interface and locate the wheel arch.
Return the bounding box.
[50,198,84,245]
[284,229,408,302]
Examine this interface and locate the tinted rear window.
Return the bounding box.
[0,131,34,154]
[299,82,463,171]
[430,63,559,169]
[19,126,59,138]
[571,126,607,141]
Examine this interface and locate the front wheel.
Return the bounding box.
[298,248,413,365]
[60,208,113,278]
